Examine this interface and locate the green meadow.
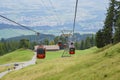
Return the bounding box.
[1,43,120,80]
[0,49,34,65]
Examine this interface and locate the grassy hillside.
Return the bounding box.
[1,43,120,80]
[0,49,34,65]
[0,66,9,73]
[36,47,98,63]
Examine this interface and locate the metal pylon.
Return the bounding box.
[61,47,71,57]
[61,30,72,57]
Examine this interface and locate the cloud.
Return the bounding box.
[0,0,109,32]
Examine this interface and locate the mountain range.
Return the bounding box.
[2,33,93,43]
[0,23,94,41]
[0,23,101,32]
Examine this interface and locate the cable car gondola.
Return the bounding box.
[69,42,75,54]
[69,48,75,54]
[58,41,63,49]
[36,45,46,59]
[58,41,62,46]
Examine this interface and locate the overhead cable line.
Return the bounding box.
[0,15,40,44]
[40,0,61,25]
[73,0,79,35]
[40,0,50,11]
[0,15,38,33]
[39,0,56,23]
[48,0,62,24]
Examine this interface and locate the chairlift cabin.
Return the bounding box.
[69,42,75,54]
[60,30,76,57]
[69,48,75,54]
[58,40,63,49]
[36,45,46,59]
[58,41,62,46]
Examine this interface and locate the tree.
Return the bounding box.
[96,30,105,48]
[30,41,37,50]
[80,40,84,50]
[0,40,20,56]
[90,34,95,47]
[114,1,120,43]
[84,37,91,49]
[19,39,30,49]
[102,0,115,45]
[49,40,55,45]
[43,38,49,45]
[96,0,116,48]
[74,42,80,50]
[54,36,59,44]
[0,43,5,55]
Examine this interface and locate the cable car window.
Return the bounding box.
[37,48,45,54]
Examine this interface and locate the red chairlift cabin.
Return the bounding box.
[36,45,46,59]
[69,48,75,54]
[58,41,62,46]
[69,42,75,54]
[58,41,63,49]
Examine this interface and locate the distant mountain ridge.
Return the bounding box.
[0,23,20,29]
[0,23,100,32]
[1,33,93,43]
[5,34,55,42]
[0,23,94,40]
[0,23,53,30]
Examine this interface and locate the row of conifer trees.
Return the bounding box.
[96,0,120,48]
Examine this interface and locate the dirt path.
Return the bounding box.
[0,52,36,78]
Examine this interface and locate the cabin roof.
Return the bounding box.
[35,45,60,51]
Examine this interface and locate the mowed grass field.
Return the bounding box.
[1,43,120,80]
[0,49,34,65]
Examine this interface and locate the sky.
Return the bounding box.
[0,0,109,32]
